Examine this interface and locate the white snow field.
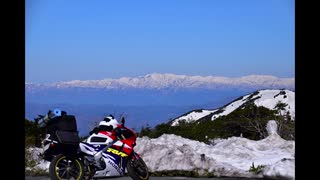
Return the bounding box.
[135,120,295,179]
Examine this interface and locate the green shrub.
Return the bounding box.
[249,162,265,174]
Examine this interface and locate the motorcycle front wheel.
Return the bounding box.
[126,157,149,180]
[49,154,84,180]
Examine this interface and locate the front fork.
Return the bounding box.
[82,160,95,180]
[131,151,141,160]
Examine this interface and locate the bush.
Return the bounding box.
[25,119,45,147]
[249,162,265,174]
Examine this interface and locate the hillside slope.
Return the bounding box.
[171,89,294,126]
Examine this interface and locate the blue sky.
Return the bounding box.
[26,0,295,83]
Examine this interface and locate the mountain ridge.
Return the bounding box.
[26,73,294,90]
[170,89,295,126]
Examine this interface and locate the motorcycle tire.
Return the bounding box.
[126,157,149,180]
[49,154,84,180]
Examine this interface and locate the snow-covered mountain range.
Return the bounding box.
[26,73,294,90]
[171,89,295,126]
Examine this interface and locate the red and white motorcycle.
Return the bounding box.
[39,111,149,180]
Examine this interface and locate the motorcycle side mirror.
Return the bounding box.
[121,117,125,126]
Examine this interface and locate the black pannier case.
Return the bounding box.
[46,115,80,144]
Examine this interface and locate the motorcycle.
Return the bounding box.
[37,110,149,180]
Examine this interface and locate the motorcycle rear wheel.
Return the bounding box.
[126,157,149,180]
[49,154,84,180]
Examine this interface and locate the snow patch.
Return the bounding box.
[26,147,50,172]
[263,158,295,180]
[267,120,278,135]
[172,110,216,126]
